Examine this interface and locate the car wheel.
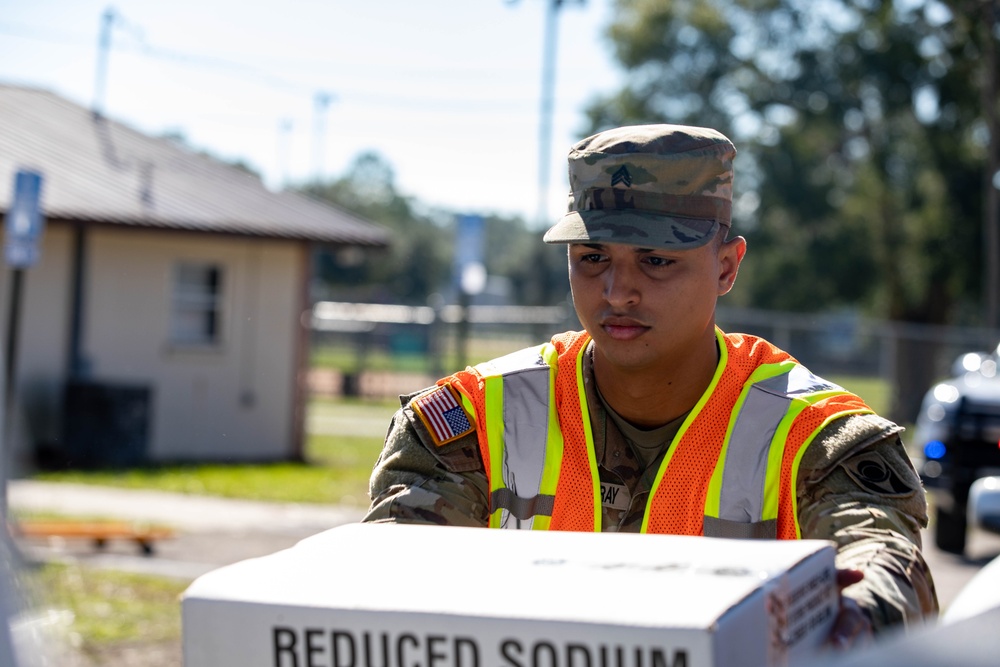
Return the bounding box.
[935,503,968,555]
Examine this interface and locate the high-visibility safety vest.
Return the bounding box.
[445,329,872,538]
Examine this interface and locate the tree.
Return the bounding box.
[483,214,570,306]
[299,151,569,308]
[585,0,995,421]
[160,129,263,178]
[300,151,451,305]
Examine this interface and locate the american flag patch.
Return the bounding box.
[411,385,474,447]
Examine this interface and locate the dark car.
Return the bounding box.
[914,348,1000,555]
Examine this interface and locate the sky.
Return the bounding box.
[0,0,623,225]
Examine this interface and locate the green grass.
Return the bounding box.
[33,450,377,506]
[311,346,430,373]
[18,378,897,660]
[31,443,386,507]
[18,398,402,660]
[32,397,396,507]
[21,563,187,648]
[828,375,890,416]
[29,379,893,507]
[310,336,540,373]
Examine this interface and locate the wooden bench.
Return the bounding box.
[13,520,175,556]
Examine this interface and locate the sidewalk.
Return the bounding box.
[6,480,366,580]
[7,479,364,533]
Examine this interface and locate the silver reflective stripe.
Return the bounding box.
[491,489,555,522]
[765,364,840,396]
[478,346,553,530]
[502,367,550,494]
[486,346,548,375]
[716,366,836,526]
[719,381,791,523]
[498,365,552,529]
[703,516,777,539]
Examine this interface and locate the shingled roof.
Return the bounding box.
[0,84,389,245]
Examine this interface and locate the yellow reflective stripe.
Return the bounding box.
[789,406,874,538]
[704,360,799,519]
[478,344,566,530]
[531,343,563,531]
[483,374,506,529]
[459,392,475,421]
[642,328,730,533]
[571,341,601,532]
[704,420,735,519]
[764,391,869,523]
[761,391,836,523]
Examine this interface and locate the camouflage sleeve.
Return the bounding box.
[797,413,939,633]
[362,389,489,526]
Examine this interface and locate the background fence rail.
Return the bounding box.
[309,301,1000,421]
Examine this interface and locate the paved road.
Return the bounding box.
[7,480,365,580]
[7,479,1000,612]
[920,525,1000,611]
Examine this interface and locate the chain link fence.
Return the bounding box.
[309,301,1000,420]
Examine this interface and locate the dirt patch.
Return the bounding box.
[309,369,433,398]
[84,640,181,667]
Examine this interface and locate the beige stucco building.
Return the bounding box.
[0,85,388,471]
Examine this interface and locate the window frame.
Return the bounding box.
[169,261,225,347]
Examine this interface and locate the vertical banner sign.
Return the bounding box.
[452,214,486,296]
[451,214,485,371]
[5,170,45,268]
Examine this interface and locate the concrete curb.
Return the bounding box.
[7,480,364,533]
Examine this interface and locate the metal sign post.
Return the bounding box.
[2,169,45,521]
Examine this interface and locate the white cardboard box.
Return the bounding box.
[182,523,838,667]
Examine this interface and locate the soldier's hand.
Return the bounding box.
[829,568,873,650]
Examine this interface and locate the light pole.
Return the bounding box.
[312,91,335,183]
[509,0,586,226]
[277,118,294,189]
[92,7,117,116]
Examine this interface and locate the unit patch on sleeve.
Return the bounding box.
[411,384,474,447]
[841,451,916,497]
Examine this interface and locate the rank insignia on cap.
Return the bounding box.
[411,384,474,447]
[611,165,632,187]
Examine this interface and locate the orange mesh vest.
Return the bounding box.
[446,329,872,537]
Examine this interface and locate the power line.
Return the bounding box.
[0,22,91,45]
[85,6,322,101]
[0,18,590,109]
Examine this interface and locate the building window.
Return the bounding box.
[171,263,223,345]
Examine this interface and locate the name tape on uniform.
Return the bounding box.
[600,483,630,511]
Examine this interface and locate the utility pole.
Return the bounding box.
[536,0,561,226]
[312,92,334,183]
[92,7,116,116]
[509,0,585,226]
[277,119,293,190]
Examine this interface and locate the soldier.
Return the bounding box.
[364,124,938,647]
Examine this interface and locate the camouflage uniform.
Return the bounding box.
[364,341,938,632]
[365,124,938,632]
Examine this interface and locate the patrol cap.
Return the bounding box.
[543,124,736,249]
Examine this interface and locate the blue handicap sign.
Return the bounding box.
[5,170,45,268]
